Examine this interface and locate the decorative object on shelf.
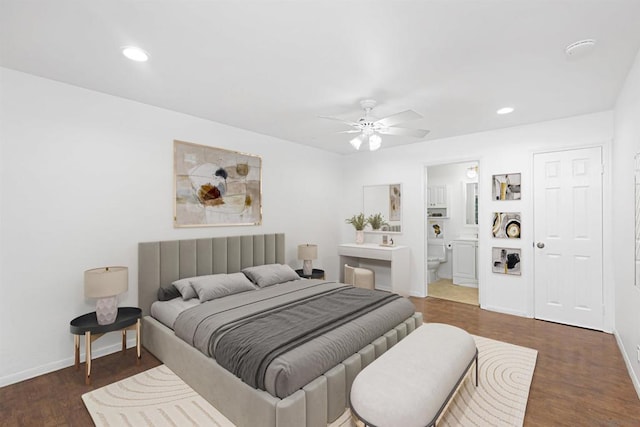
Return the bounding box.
[346,213,367,244]
[367,213,388,231]
[84,266,128,325]
[492,173,521,200]
[297,244,318,276]
[174,140,262,227]
[492,212,521,238]
[491,247,521,275]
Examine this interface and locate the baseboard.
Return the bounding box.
[481,304,530,318]
[0,338,138,388]
[613,330,640,400]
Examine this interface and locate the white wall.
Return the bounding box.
[341,111,613,321]
[613,47,640,397]
[0,68,343,386]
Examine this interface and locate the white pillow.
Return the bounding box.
[172,277,197,300]
[242,264,301,288]
[190,273,257,302]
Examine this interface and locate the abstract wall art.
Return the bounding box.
[174,140,262,227]
[492,247,521,275]
[492,173,521,200]
[492,212,521,238]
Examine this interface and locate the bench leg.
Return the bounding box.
[474,351,479,387]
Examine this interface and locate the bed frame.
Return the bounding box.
[139,233,422,427]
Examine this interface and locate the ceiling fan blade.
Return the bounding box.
[337,129,362,134]
[378,127,430,138]
[319,115,361,127]
[374,110,422,127]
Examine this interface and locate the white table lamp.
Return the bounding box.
[297,244,318,276]
[84,266,128,325]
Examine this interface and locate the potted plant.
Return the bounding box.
[346,213,367,244]
[367,213,388,231]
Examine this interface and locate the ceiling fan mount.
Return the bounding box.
[321,99,430,151]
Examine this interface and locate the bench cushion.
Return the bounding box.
[350,323,476,427]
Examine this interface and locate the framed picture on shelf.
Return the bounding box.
[174,140,262,227]
[492,173,521,200]
[492,247,521,275]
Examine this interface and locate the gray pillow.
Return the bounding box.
[172,277,197,300]
[242,264,301,288]
[190,273,257,302]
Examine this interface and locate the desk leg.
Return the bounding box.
[85,331,91,385]
[136,318,141,364]
[74,335,80,370]
[121,329,126,354]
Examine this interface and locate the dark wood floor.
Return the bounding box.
[1,297,639,426]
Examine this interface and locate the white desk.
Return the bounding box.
[338,243,410,294]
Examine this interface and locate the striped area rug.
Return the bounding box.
[83,335,537,427]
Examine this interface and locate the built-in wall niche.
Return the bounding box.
[363,183,402,233]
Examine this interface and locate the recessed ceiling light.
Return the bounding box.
[121,46,150,62]
[496,107,514,115]
[565,39,596,58]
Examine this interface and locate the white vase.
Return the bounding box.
[355,230,364,244]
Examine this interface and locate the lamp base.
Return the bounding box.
[95,296,118,325]
[302,260,313,276]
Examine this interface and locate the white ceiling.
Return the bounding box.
[2,0,640,154]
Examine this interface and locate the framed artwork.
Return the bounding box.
[492,173,521,200]
[428,219,445,239]
[174,140,262,227]
[389,184,402,221]
[492,212,521,238]
[492,247,521,275]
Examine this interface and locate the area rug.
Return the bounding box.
[83,334,537,427]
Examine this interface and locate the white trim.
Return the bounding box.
[614,330,640,400]
[0,338,137,387]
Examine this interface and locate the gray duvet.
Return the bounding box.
[174,280,415,398]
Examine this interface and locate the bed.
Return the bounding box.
[139,233,422,427]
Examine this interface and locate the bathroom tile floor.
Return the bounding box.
[427,278,479,306]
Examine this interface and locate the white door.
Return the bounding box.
[533,147,603,330]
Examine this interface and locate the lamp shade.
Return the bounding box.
[297,244,318,260]
[84,266,128,298]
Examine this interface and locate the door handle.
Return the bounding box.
[536,242,545,249]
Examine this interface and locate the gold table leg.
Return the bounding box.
[85,331,91,385]
[121,329,126,354]
[136,318,141,364]
[74,335,80,370]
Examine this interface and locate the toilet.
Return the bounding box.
[427,239,446,283]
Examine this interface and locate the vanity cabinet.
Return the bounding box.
[452,240,478,287]
[338,243,410,294]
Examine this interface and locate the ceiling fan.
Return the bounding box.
[321,99,430,151]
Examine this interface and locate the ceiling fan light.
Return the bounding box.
[350,136,363,150]
[369,134,382,151]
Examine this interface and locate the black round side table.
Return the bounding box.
[295,268,326,280]
[70,307,142,384]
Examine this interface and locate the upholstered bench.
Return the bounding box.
[350,323,478,427]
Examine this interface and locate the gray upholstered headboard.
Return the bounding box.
[138,233,285,316]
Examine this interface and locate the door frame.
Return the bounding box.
[423,158,482,306]
[531,143,613,332]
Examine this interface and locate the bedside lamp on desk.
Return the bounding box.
[84,266,128,325]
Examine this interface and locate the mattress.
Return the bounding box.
[151,279,415,398]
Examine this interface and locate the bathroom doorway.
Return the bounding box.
[425,161,480,306]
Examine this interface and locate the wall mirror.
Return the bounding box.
[464,182,479,226]
[634,153,640,287]
[363,183,402,233]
